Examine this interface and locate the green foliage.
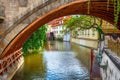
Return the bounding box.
[64,15,93,37]
[113,0,120,27]
[87,0,120,29]
[96,25,104,40]
[64,15,95,31]
[107,0,120,28]
[87,0,90,14]
[64,15,104,38]
[22,25,47,55]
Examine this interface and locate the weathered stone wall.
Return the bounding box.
[0,0,43,34]
[0,0,74,54]
[19,0,28,7]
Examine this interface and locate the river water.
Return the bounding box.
[12,41,97,80]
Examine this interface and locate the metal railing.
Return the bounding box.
[0,48,22,75]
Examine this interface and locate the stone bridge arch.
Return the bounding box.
[0,0,120,58]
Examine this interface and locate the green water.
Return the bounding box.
[12,53,46,80]
[12,41,98,80]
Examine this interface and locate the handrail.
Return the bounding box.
[0,48,22,74]
[104,49,120,71]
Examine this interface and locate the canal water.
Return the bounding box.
[12,41,95,80]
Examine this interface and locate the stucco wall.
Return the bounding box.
[71,38,98,49]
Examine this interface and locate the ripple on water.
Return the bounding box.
[12,41,91,80]
[43,51,89,80]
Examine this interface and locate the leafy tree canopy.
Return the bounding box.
[22,25,47,55]
[64,15,101,31]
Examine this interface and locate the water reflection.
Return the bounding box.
[12,54,46,80]
[71,43,91,71]
[45,41,71,51]
[12,41,93,80]
[44,51,89,80]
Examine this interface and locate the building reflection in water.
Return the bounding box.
[12,41,96,80]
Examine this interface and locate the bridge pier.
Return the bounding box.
[0,49,24,80]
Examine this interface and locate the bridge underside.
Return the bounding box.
[0,0,120,58]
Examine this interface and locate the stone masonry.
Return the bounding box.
[0,0,74,55]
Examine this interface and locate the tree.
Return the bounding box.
[22,25,47,55]
[64,15,96,31]
[63,15,104,38]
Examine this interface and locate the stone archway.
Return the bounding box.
[0,0,120,58]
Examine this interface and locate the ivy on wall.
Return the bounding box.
[22,25,47,55]
[87,0,120,29]
[112,0,120,28]
[107,0,120,28]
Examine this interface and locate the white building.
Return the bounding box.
[52,25,65,39]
